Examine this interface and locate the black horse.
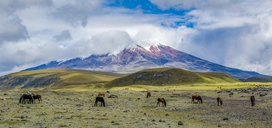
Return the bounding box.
[19,94,34,104]
[217,97,223,106]
[94,96,105,107]
[146,91,151,98]
[157,98,166,107]
[250,96,255,106]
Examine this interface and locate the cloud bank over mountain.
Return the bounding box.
[0,0,272,76]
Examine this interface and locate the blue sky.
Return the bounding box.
[109,0,193,27]
[0,0,272,76]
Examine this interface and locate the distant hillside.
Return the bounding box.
[105,68,238,88]
[240,76,272,82]
[0,68,125,90]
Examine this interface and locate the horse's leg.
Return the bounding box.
[102,101,105,107]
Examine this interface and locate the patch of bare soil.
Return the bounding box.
[0,88,271,128]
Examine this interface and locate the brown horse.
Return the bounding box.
[157,98,166,107]
[94,96,105,107]
[192,95,203,104]
[217,97,223,106]
[98,92,105,97]
[33,94,42,103]
[146,91,151,98]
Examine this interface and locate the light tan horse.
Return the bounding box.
[98,92,105,97]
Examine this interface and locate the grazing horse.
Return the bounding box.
[217,97,223,106]
[146,91,151,98]
[19,94,34,104]
[191,95,203,104]
[32,94,42,103]
[98,92,105,97]
[156,98,166,107]
[94,96,105,107]
[250,96,255,106]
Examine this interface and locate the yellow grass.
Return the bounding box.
[109,82,272,91]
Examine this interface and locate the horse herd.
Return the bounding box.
[92,92,229,107]
[19,93,42,104]
[19,91,256,107]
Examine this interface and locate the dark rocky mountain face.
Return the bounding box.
[25,44,267,79]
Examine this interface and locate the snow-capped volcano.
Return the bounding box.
[25,44,265,79]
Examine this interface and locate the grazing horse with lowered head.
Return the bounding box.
[98,92,105,97]
[146,91,151,98]
[217,97,223,106]
[94,96,105,107]
[32,94,42,103]
[192,95,203,104]
[19,94,34,104]
[157,98,166,107]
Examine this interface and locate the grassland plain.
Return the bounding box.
[0,83,271,128]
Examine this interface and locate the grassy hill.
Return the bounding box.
[105,68,239,88]
[0,68,125,90]
[239,76,272,82]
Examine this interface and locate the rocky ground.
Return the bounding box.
[0,88,271,128]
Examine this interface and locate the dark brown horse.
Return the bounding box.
[19,94,34,104]
[217,97,223,106]
[192,95,203,104]
[157,98,166,107]
[98,92,105,97]
[33,94,42,103]
[146,91,151,98]
[94,96,105,107]
[250,96,255,106]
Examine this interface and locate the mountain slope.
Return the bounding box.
[105,68,238,88]
[0,68,125,90]
[25,44,267,79]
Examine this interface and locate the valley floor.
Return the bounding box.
[0,87,271,128]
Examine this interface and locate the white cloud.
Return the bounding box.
[150,0,272,75]
[1,0,272,77]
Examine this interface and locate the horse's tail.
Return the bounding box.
[200,97,203,104]
[40,95,42,101]
[19,96,23,103]
[94,97,98,106]
[164,99,167,107]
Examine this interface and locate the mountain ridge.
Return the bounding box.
[25,44,268,79]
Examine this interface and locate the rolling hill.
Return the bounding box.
[0,68,125,90]
[105,68,239,88]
